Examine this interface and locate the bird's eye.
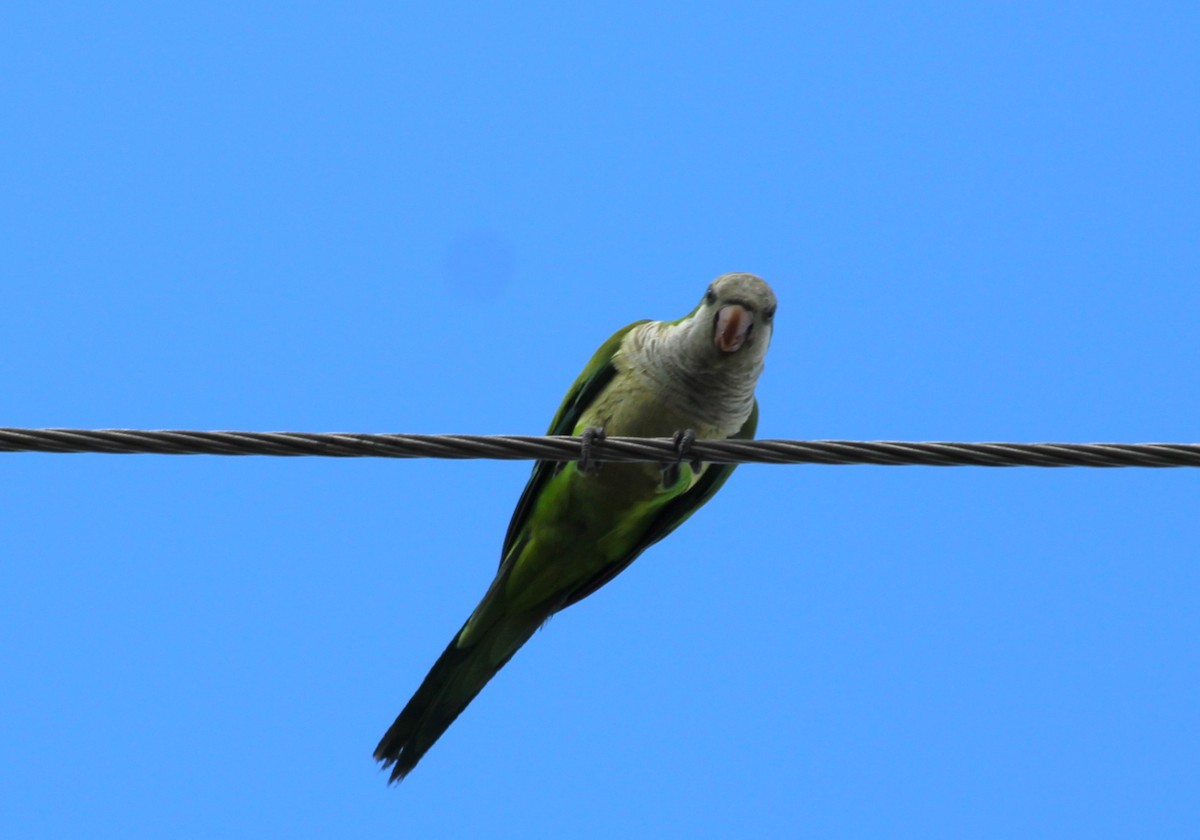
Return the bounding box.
[704,287,717,305]
[764,304,776,321]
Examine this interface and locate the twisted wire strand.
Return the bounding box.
[1,428,1198,467]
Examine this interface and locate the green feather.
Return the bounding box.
[559,399,757,608]
[498,320,647,568]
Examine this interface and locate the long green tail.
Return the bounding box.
[373,617,537,782]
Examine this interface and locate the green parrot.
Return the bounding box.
[374,272,777,781]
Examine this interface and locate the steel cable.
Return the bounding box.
[1,428,1198,467]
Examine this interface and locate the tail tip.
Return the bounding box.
[374,744,416,784]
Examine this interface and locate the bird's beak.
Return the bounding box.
[714,304,753,353]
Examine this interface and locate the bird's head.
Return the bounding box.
[692,272,776,366]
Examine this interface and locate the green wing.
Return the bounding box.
[559,399,758,608]
[498,321,648,568]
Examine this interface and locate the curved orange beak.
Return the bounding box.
[714,304,753,353]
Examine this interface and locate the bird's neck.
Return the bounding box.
[623,319,761,435]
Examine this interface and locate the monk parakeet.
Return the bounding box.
[375,272,777,781]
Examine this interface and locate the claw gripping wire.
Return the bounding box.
[577,427,606,474]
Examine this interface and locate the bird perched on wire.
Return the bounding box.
[375,272,777,781]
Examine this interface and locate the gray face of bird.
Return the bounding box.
[701,272,776,365]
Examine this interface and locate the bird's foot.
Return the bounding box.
[661,428,702,487]
[577,426,607,475]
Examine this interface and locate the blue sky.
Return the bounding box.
[2,3,1197,837]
